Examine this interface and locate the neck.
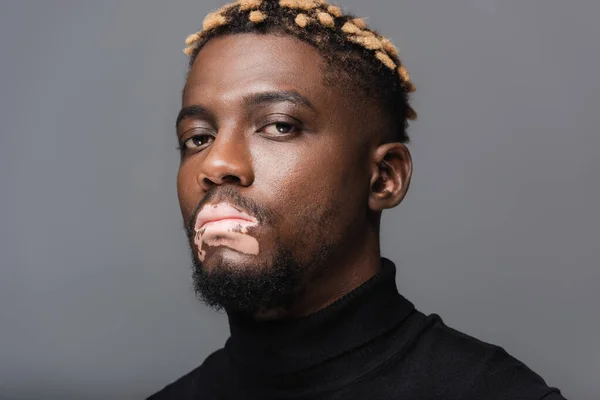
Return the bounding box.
[255,225,382,320]
[225,257,415,381]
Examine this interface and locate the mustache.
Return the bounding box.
[186,186,274,234]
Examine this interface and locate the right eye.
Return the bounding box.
[183,134,214,150]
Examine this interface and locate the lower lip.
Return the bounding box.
[195,218,260,261]
[200,218,255,233]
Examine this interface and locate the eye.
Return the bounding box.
[183,134,213,150]
[261,122,298,135]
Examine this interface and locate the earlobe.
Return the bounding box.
[368,143,412,212]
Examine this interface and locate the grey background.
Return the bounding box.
[0,0,598,398]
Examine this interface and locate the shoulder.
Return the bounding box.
[146,349,227,400]
[404,313,565,399]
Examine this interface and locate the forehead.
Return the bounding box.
[183,33,330,106]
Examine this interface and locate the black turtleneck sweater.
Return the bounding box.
[149,258,565,399]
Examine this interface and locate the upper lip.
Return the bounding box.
[194,202,258,231]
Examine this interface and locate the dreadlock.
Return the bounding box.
[183,0,416,143]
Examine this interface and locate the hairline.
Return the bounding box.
[183,31,395,143]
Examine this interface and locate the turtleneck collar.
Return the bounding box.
[225,257,415,377]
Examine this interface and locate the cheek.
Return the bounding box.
[176,164,200,223]
[256,143,362,219]
[256,148,326,199]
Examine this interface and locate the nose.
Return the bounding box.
[196,127,254,191]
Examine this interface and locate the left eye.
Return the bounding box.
[261,122,297,135]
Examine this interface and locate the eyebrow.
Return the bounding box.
[175,105,211,130]
[175,90,316,130]
[243,90,316,111]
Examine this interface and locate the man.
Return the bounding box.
[150,0,565,398]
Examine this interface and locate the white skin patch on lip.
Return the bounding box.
[194,221,259,261]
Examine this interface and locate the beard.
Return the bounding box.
[191,240,298,316]
[183,186,337,317]
[188,238,334,317]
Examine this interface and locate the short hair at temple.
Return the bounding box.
[183,0,417,143]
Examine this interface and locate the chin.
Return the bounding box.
[198,246,271,275]
[191,244,303,315]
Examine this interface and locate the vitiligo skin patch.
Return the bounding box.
[194,203,260,261]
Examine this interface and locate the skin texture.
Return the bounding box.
[176,33,412,319]
[194,204,260,261]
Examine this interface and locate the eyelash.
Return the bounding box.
[176,134,213,151]
[260,120,299,135]
[177,119,302,153]
[176,134,212,152]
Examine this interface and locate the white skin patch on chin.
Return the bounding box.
[194,221,260,262]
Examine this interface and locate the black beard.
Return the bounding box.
[184,186,338,316]
[190,242,304,316]
[188,237,336,317]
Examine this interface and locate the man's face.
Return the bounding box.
[177,33,377,315]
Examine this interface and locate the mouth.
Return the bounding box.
[193,202,261,260]
[199,218,257,234]
[194,202,259,233]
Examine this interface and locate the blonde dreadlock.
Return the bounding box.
[182,0,417,142]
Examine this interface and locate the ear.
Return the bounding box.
[368,143,413,212]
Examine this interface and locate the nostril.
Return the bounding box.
[221,175,241,184]
[203,174,240,187]
[203,177,215,187]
